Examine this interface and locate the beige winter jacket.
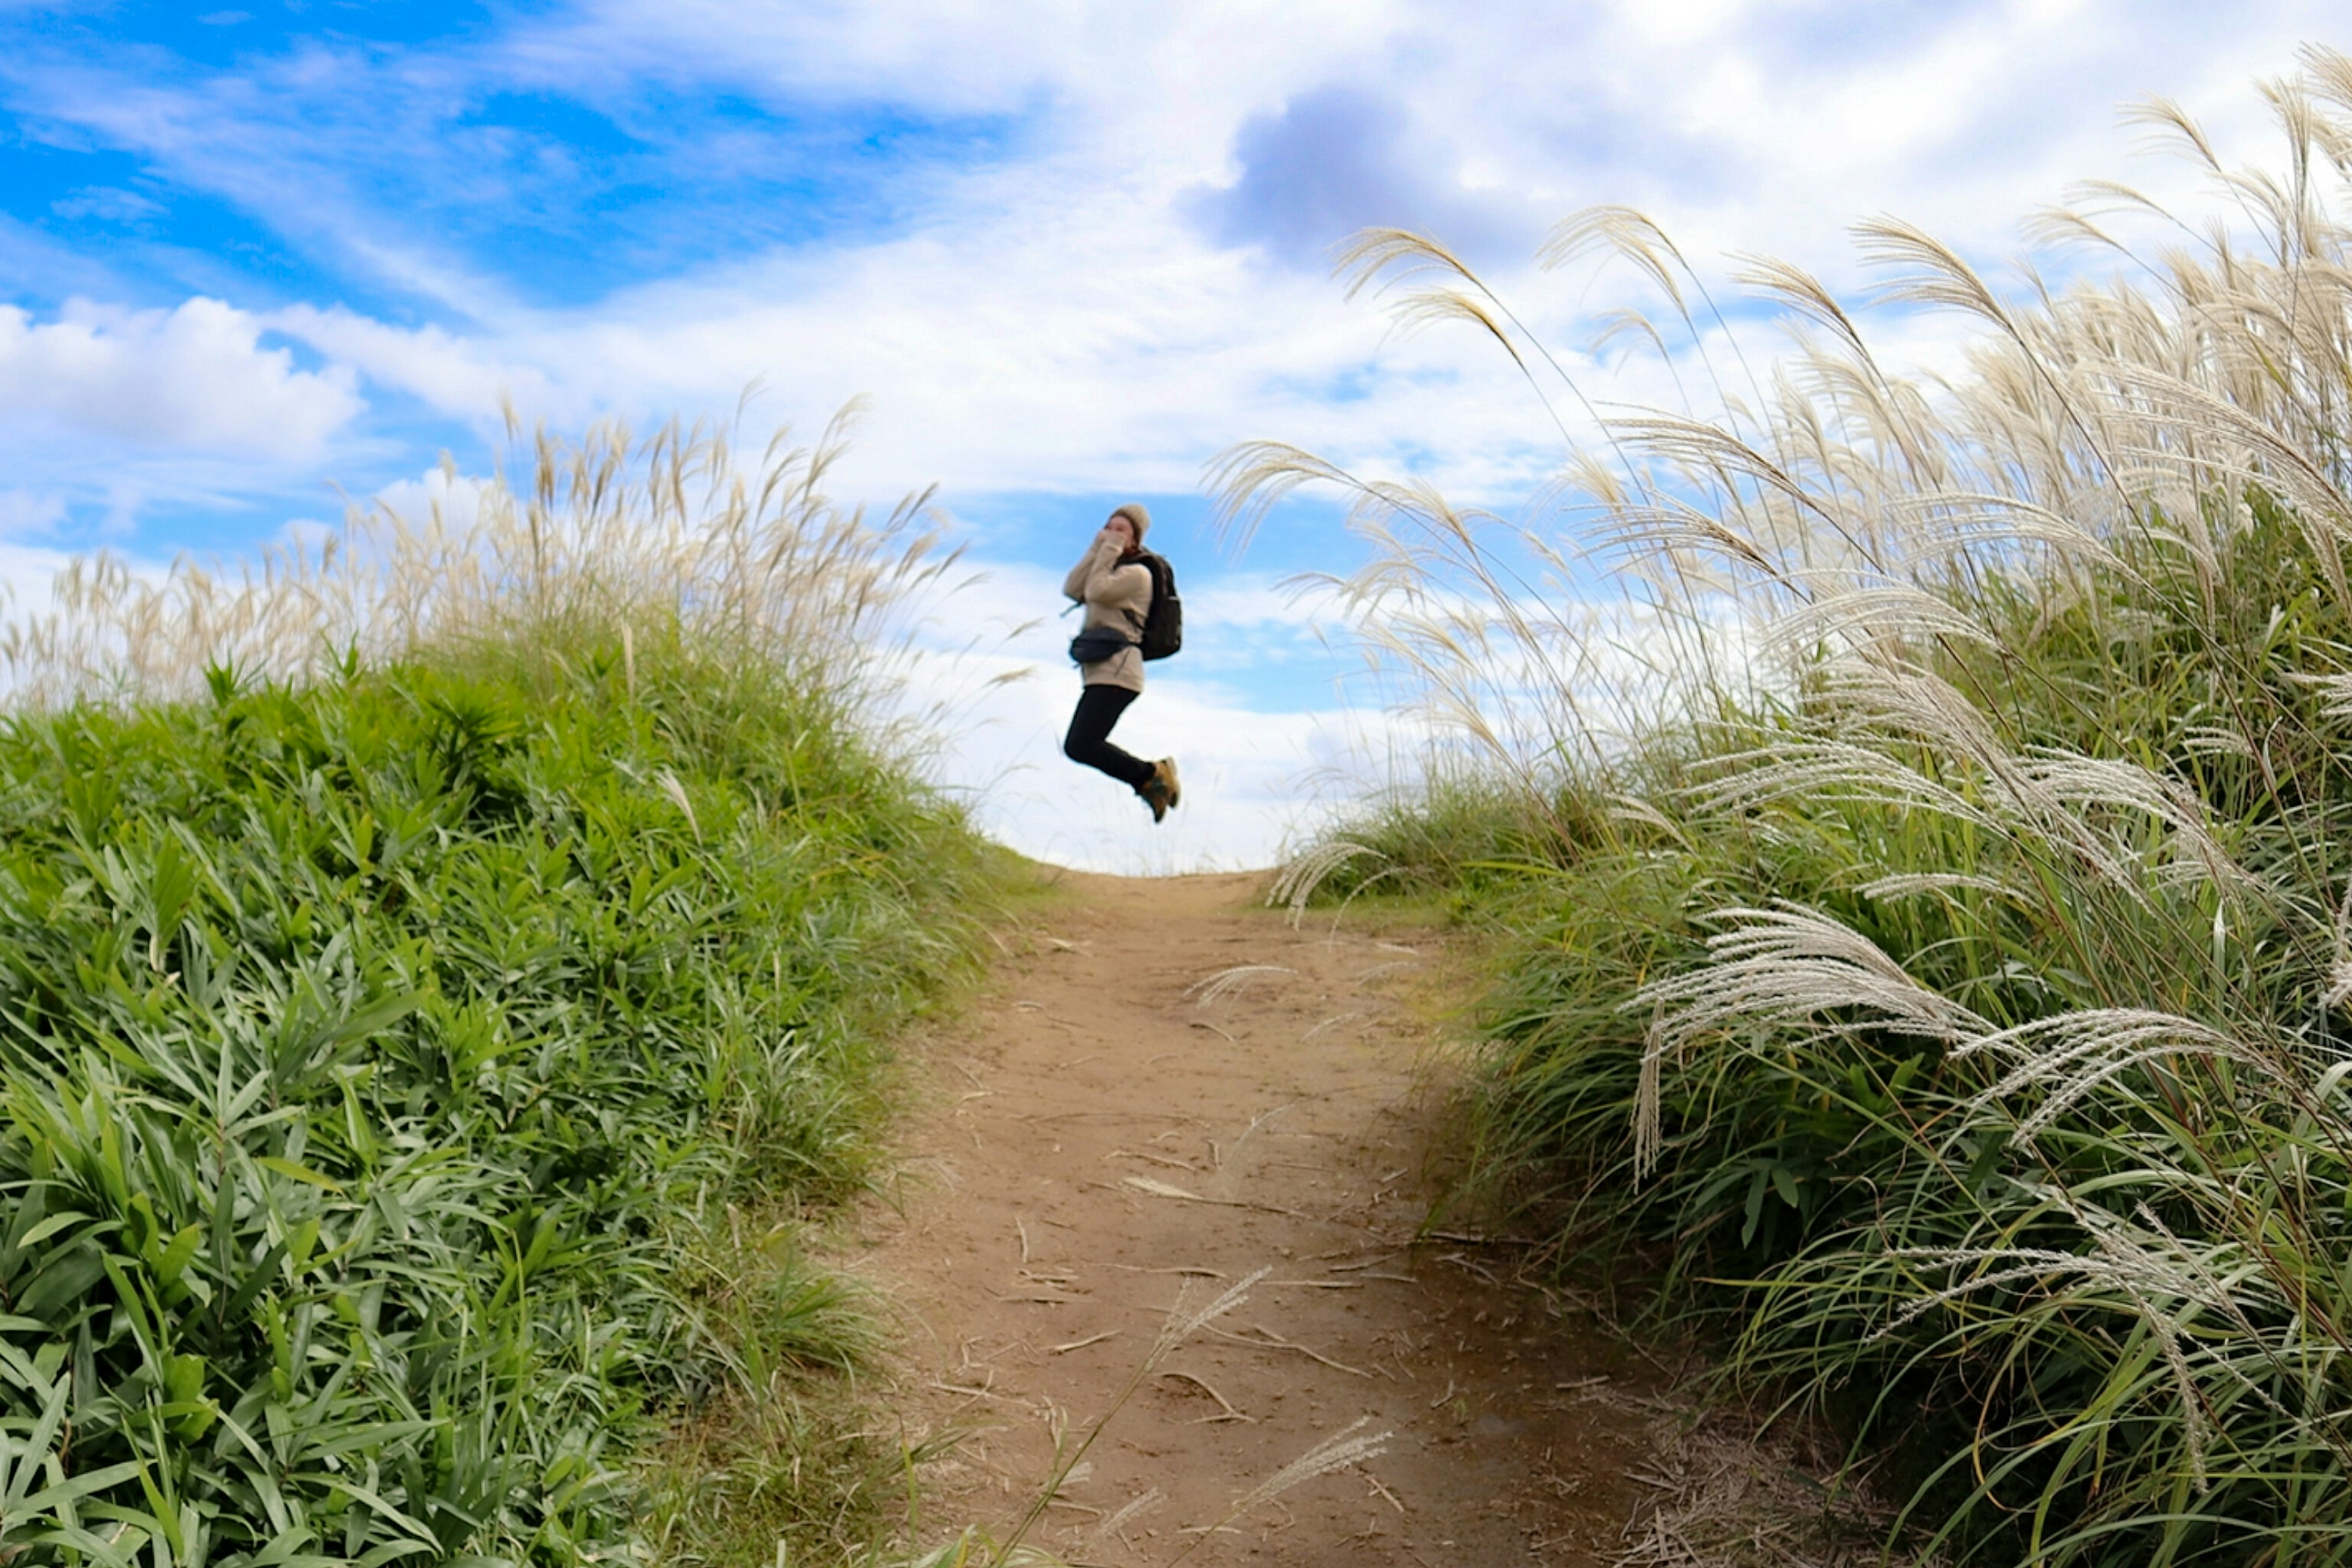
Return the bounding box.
[1063,533,1152,693]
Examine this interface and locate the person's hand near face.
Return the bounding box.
[1062,502,1175,820]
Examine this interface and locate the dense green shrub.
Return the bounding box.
[0,635,997,1564]
[1251,49,2352,1568]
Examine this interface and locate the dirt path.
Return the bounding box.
[854,870,1668,1566]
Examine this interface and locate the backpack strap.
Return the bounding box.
[1120,557,1153,639]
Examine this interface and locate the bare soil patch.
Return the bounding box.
[854,869,1689,1566]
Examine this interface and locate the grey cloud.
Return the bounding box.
[1187,85,1533,270]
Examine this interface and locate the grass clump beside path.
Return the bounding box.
[1248,49,2352,1568]
[0,418,1008,1564]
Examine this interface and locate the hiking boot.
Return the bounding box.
[1138,758,1180,823]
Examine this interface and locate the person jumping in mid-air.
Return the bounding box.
[1061,503,1179,821]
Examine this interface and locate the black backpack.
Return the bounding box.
[1134,550,1182,661]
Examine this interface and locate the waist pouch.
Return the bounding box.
[1068,628,1135,665]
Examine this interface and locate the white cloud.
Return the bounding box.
[268,304,552,423]
[367,466,496,534]
[247,2,2340,518]
[8,2,2347,864]
[0,489,66,536]
[0,540,78,620]
[897,646,1396,873]
[0,297,362,461]
[50,186,163,224]
[881,557,1412,872]
[514,0,1400,118]
[20,4,2340,517]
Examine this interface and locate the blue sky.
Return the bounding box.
[0,0,2341,867]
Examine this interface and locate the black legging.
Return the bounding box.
[1063,684,1154,790]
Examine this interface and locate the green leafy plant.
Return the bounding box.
[0,415,1008,1565]
[1240,45,2352,1568]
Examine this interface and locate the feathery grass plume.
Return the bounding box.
[1637,903,1994,1050]
[1183,966,1298,1008]
[1242,44,2352,1566]
[977,1268,1271,1568]
[1946,1008,2265,1144]
[1681,736,2001,826]
[1161,1265,1272,1351]
[1761,579,2006,660]
[1632,903,1991,1180]
[1,401,951,715]
[1266,839,1389,925]
[1084,1487,1165,1556]
[1161,1416,1393,1568]
[1857,870,2032,903]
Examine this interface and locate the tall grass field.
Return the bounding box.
[1247,47,2352,1567]
[0,416,1007,1564]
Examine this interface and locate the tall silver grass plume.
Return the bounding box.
[2176,723,2256,761]
[1637,901,1991,1047]
[1222,1416,1393,1522]
[2328,876,2352,1009]
[1635,1000,1667,1184]
[654,769,701,842]
[1856,871,2024,903]
[1950,1009,2266,1148]
[1685,737,1998,829]
[1163,1417,1393,1567]
[2299,670,2352,728]
[1762,579,2003,662]
[1801,669,2185,898]
[1815,664,2024,793]
[1872,1191,2259,1488]
[1604,791,1688,843]
[2015,753,2258,896]
[1265,840,1387,927]
[1880,490,2121,569]
[1869,1235,2233,1488]
[0,403,949,710]
[2120,1198,2299,1442]
[1084,1488,1164,1555]
[1182,967,1296,1008]
[1632,903,1991,1180]
[1155,1266,1270,1362]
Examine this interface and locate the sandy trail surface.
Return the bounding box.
[854,869,1664,1566]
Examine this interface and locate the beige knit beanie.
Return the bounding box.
[1108,502,1151,543]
